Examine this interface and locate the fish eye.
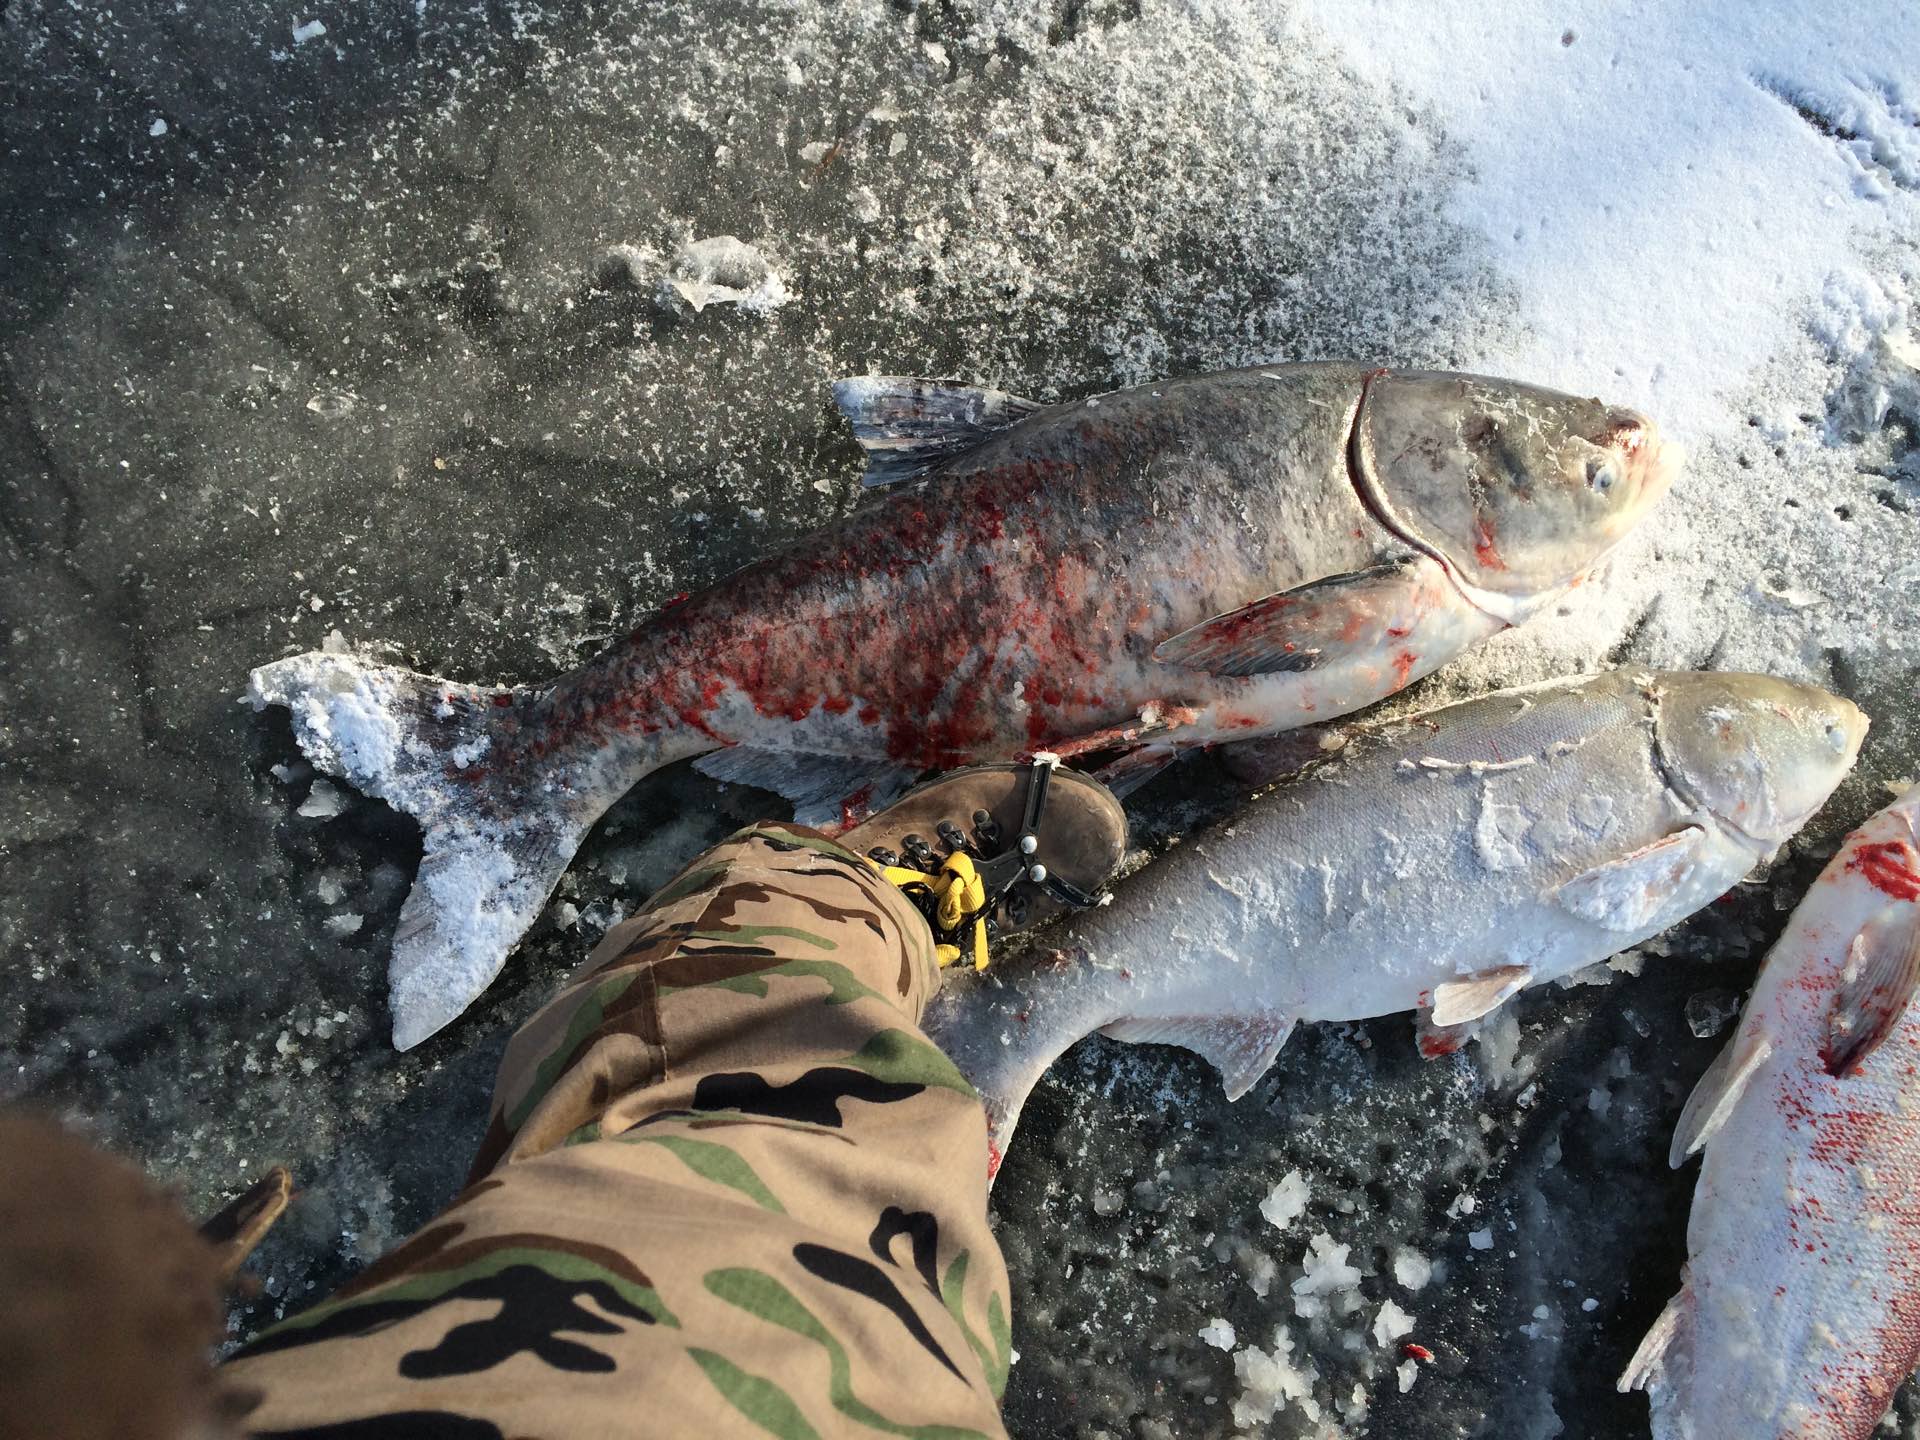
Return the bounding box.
[1825,722,1850,753]
[1585,459,1616,493]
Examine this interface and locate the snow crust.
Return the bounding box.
[1304,0,1920,428]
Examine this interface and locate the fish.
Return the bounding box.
[248,363,1677,1049]
[1621,785,1920,1439]
[919,670,1867,1167]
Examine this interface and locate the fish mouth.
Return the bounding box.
[1341,372,1536,627]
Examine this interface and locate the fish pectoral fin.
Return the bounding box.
[1429,965,1534,1027]
[831,376,1041,487]
[1551,825,1708,932]
[1100,1012,1296,1101]
[1669,1032,1772,1166]
[692,747,922,831]
[1150,555,1441,678]
[1617,1288,1690,1394]
[1092,742,1182,799]
[1823,903,1920,1077]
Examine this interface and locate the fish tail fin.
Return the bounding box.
[249,650,634,1050]
[923,968,1096,1183]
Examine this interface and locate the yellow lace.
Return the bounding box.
[868,850,992,971]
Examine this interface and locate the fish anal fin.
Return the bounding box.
[1822,904,1920,1078]
[1618,1288,1690,1394]
[1669,1032,1773,1166]
[1151,555,1444,679]
[832,376,1041,487]
[692,747,921,831]
[1429,964,1534,1027]
[1100,1012,1296,1100]
[1553,825,1708,932]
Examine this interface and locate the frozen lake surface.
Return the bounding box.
[3,0,1917,1434]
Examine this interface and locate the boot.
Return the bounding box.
[843,761,1127,970]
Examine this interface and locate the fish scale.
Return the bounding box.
[250,361,1675,1048]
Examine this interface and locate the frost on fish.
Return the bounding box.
[248,651,661,1049]
[1627,788,1920,1440]
[925,670,1865,1162]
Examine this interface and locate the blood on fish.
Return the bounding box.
[1850,842,1920,901]
[985,1138,1003,1181]
[1390,649,1417,692]
[839,786,875,830]
[1403,1343,1434,1362]
[1473,517,1505,571]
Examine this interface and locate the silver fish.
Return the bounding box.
[249,364,1676,1048]
[1623,786,1920,1439]
[922,671,1867,1170]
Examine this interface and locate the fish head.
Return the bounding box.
[1354,371,1678,622]
[1651,672,1868,843]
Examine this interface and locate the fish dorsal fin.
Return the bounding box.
[1617,1287,1690,1393]
[693,746,921,830]
[1822,903,1920,1077]
[1100,1012,1296,1100]
[832,376,1041,487]
[1552,825,1708,933]
[1669,1031,1772,1166]
[1429,964,1534,1027]
[1151,556,1439,678]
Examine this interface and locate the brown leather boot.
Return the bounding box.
[843,761,1127,965]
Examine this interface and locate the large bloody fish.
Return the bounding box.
[250,363,1678,1048]
[1623,786,1920,1438]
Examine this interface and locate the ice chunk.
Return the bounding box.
[1397,1359,1419,1394]
[1246,1249,1277,1298]
[1685,988,1742,1038]
[1259,1168,1309,1230]
[659,237,791,315]
[1230,1327,1321,1427]
[1468,1228,1494,1251]
[298,780,348,819]
[1197,1317,1236,1350]
[323,912,363,939]
[1372,1298,1415,1348]
[291,18,327,44]
[1393,1248,1433,1291]
[1291,1232,1362,1318]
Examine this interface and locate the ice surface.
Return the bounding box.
[4,0,1919,1435]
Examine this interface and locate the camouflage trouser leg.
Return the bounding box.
[226,823,1013,1440]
